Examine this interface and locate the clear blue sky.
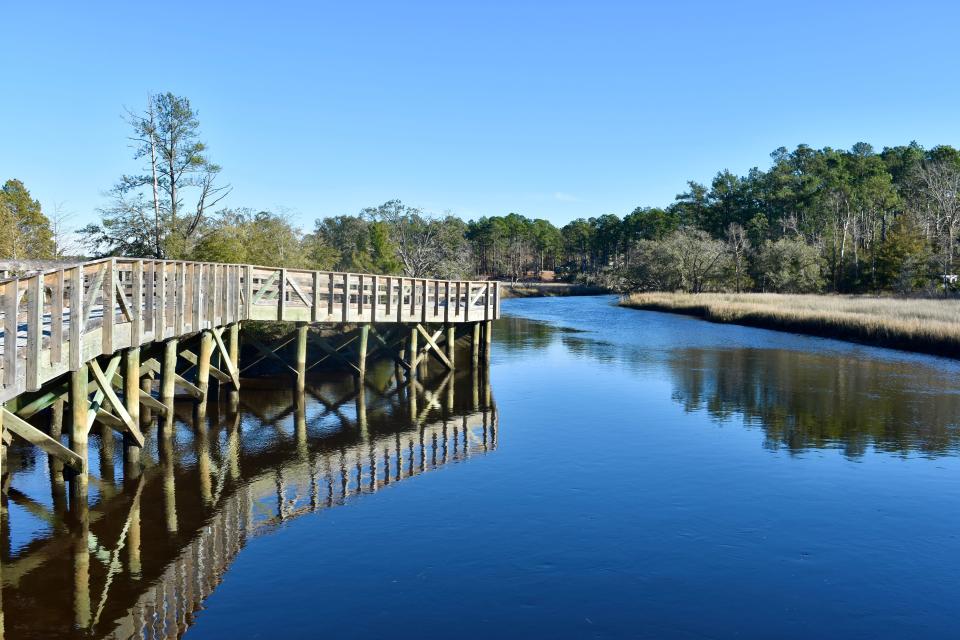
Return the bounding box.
[2,0,959,231]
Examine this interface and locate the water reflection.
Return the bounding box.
[666,347,960,457]
[0,360,496,639]
[497,311,960,458]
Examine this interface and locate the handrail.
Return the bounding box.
[0,257,501,402]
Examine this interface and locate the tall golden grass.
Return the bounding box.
[620,292,960,358]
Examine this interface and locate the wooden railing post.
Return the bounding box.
[69,266,83,371]
[51,269,64,364]
[278,269,287,322]
[131,261,143,345]
[102,258,115,355]
[244,265,254,320]
[26,275,42,391]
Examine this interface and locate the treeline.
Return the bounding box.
[8,92,960,296]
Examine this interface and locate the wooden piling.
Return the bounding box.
[161,339,178,435]
[409,325,419,374]
[140,375,153,423]
[472,322,481,368]
[123,347,141,476]
[197,330,214,399]
[483,320,493,362]
[68,364,89,502]
[358,324,370,380]
[295,322,308,393]
[446,324,456,369]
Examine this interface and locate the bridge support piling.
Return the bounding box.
[140,375,153,424]
[358,324,370,380]
[68,364,89,503]
[483,320,492,363]
[408,325,419,377]
[197,331,214,401]
[446,325,456,369]
[472,323,481,369]
[123,348,141,476]
[161,339,178,435]
[228,322,241,401]
[295,323,308,393]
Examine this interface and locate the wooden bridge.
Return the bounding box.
[0,257,500,506]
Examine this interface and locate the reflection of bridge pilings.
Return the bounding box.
[0,361,496,639]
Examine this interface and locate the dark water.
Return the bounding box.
[4,295,960,639]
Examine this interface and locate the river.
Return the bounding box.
[3,295,960,638]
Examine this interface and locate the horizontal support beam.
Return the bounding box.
[2,409,84,472]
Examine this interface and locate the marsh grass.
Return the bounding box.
[620,292,960,358]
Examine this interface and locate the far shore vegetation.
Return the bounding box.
[620,292,960,359]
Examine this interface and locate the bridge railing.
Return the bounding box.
[0,258,500,401]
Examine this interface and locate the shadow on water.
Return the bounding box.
[0,359,496,639]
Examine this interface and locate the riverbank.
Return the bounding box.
[500,282,609,298]
[619,292,960,358]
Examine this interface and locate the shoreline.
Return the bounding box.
[499,282,609,298]
[619,292,960,360]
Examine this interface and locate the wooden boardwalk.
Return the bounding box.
[0,257,500,507]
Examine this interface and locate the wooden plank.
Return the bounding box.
[2,408,85,472]
[138,389,169,415]
[174,373,204,399]
[342,273,349,323]
[417,324,453,370]
[211,327,241,389]
[279,268,287,321]
[371,276,379,323]
[90,360,143,447]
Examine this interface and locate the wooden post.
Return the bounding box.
[358,324,370,380]
[123,347,141,476]
[197,330,213,400]
[408,324,419,375]
[295,322,308,393]
[140,375,153,423]
[69,364,89,502]
[228,322,240,370]
[49,399,67,516]
[161,338,178,432]
[472,322,481,368]
[446,324,456,369]
[483,320,493,362]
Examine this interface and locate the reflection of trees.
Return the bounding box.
[667,348,960,457]
[496,317,580,352]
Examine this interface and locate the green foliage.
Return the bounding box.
[875,215,930,292]
[755,238,824,293]
[192,209,311,268]
[0,179,55,259]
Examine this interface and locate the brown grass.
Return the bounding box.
[619,292,960,358]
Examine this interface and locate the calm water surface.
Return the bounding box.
[4,295,960,639]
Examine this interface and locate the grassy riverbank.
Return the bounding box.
[620,292,960,358]
[500,282,609,298]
